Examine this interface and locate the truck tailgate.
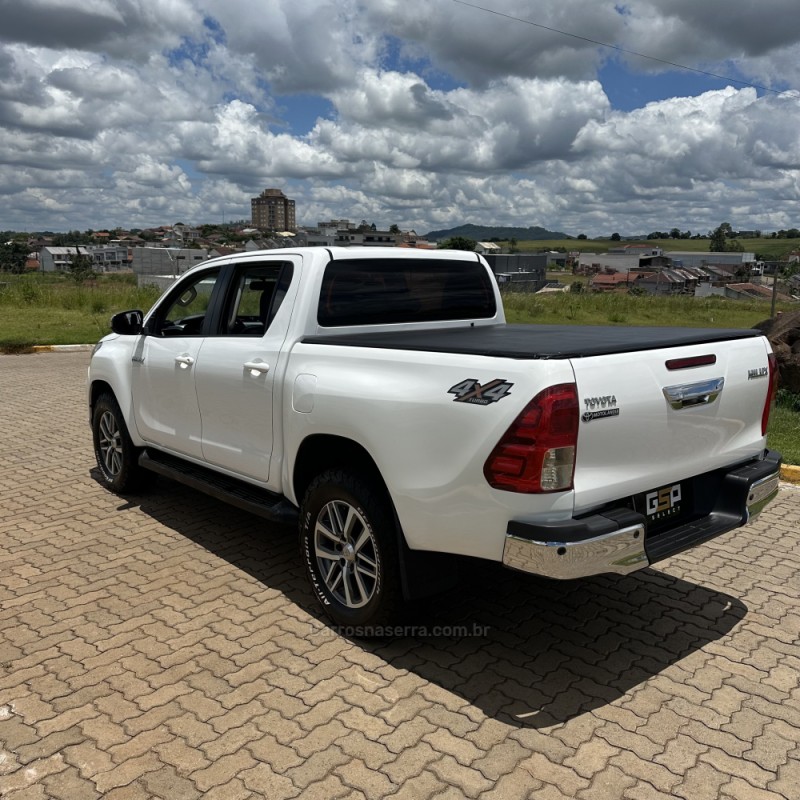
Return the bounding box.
[571,336,773,514]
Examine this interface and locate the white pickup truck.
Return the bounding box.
[88,247,781,627]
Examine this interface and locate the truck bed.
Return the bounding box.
[303,324,762,360]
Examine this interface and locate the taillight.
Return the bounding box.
[484,383,579,493]
[761,352,778,436]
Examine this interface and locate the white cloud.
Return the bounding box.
[0,0,800,234]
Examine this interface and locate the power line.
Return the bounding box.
[452,0,797,97]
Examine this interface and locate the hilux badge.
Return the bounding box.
[748,366,768,380]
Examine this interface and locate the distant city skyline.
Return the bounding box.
[2,1,800,236]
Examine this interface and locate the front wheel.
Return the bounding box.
[300,470,403,629]
[92,392,147,494]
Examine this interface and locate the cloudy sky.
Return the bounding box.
[2,0,800,236]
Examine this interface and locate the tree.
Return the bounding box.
[610,232,621,241]
[670,228,681,239]
[709,222,733,252]
[439,237,476,251]
[68,249,95,283]
[389,224,400,234]
[509,237,518,253]
[576,233,588,240]
[0,240,28,273]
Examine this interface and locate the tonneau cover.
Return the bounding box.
[302,323,762,360]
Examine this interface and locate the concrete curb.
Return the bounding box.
[32,344,94,353]
[781,465,800,484]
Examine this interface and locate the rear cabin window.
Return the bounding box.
[318,258,496,327]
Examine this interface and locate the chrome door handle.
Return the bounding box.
[243,360,270,375]
[663,377,724,409]
[175,355,195,367]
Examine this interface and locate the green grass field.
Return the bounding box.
[502,288,787,329]
[769,403,800,465]
[0,273,161,349]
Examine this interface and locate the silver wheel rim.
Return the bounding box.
[314,500,378,609]
[98,410,123,477]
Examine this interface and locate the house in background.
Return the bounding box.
[475,242,502,256]
[39,246,92,272]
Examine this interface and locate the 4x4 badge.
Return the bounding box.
[448,379,513,405]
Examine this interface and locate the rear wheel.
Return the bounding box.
[300,469,403,629]
[92,393,147,494]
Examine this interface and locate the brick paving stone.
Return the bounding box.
[384,769,447,800]
[722,776,792,800]
[202,778,254,800]
[516,752,591,797]
[470,739,529,781]
[381,741,440,784]
[92,752,162,793]
[139,766,201,800]
[427,753,494,797]
[41,765,101,800]
[191,750,258,793]
[4,351,800,800]
[335,757,398,799]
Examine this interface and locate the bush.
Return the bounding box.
[0,340,36,354]
[776,389,800,412]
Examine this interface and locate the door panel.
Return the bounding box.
[131,336,206,457]
[195,259,298,483]
[131,267,222,458]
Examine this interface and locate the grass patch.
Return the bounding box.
[0,273,161,347]
[768,403,800,465]
[501,289,786,329]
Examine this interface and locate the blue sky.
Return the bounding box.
[1,0,800,236]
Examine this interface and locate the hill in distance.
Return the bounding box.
[424,224,571,241]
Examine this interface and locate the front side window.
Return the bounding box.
[150,268,221,337]
[318,258,496,327]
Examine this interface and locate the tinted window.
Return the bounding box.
[219,262,293,336]
[318,258,496,327]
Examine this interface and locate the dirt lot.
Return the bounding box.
[2,352,799,799]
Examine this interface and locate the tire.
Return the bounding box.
[92,392,148,494]
[300,469,403,629]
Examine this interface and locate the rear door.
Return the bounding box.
[193,257,299,483]
[570,336,773,514]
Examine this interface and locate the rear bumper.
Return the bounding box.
[502,449,781,580]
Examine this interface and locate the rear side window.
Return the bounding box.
[318,258,496,327]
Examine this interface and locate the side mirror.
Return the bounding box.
[110,309,144,335]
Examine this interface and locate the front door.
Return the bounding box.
[131,267,222,459]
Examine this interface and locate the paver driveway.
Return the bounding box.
[1,351,800,799]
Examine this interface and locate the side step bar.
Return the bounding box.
[139,449,298,526]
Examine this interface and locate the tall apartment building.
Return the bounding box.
[251,188,296,232]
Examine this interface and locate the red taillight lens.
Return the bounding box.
[762,352,778,436]
[484,383,579,493]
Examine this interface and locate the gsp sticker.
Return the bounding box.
[646,483,682,519]
[448,379,513,406]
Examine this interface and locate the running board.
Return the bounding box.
[139,449,298,526]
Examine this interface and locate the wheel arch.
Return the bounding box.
[293,434,388,508]
[89,379,115,412]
